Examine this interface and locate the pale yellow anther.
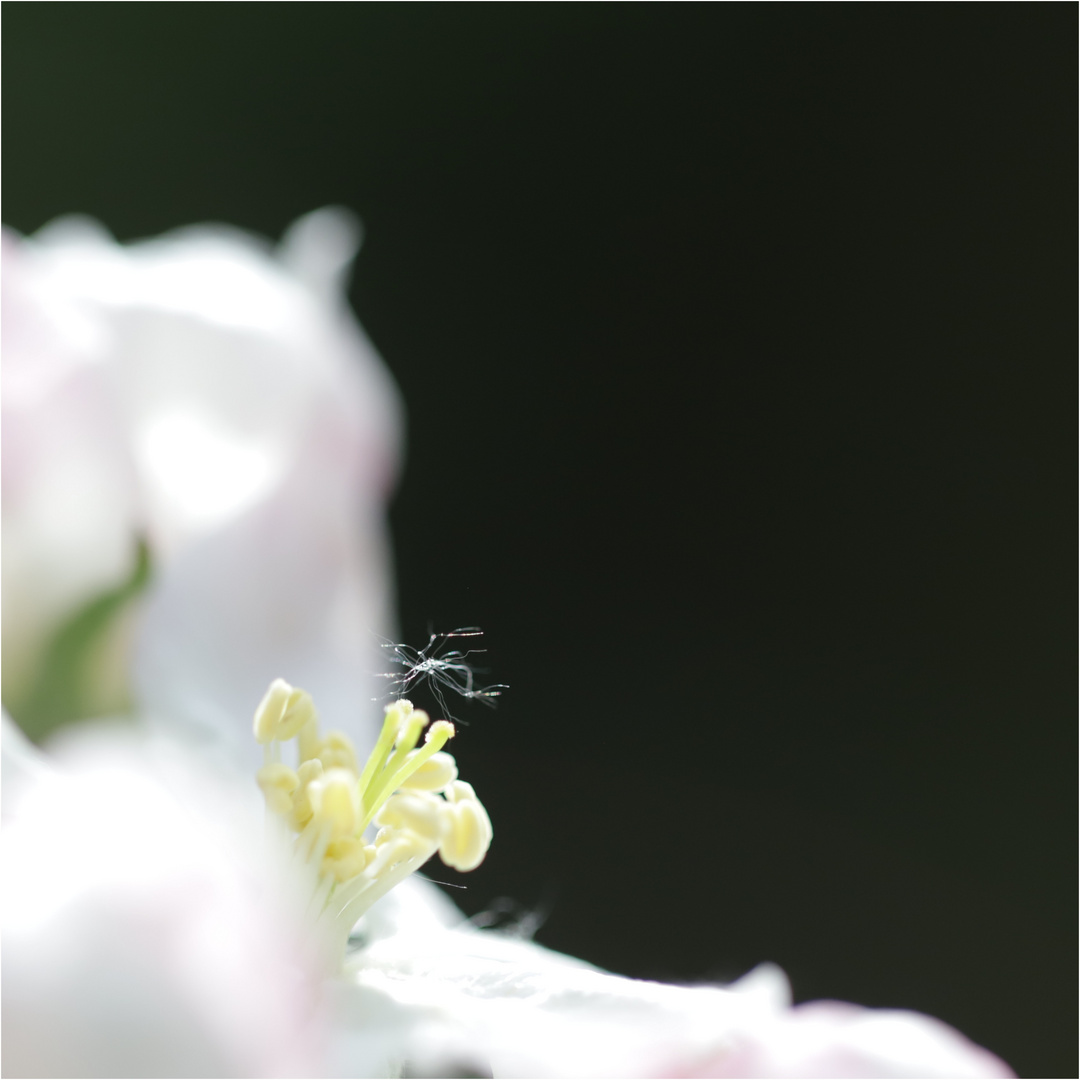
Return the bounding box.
[297,718,321,763]
[439,780,493,872]
[308,768,361,838]
[398,750,458,792]
[256,763,300,816]
[375,791,447,841]
[321,836,374,883]
[365,829,436,879]
[290,759,324,828]
[253,679,318,744]
[446,779,476,802]
[317,731,359,773]
[249,683,493,961]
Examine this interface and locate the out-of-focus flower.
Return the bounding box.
[1,715,328,1078]
[2,209,402,752]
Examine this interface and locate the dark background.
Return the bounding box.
[4,5,1074,1076]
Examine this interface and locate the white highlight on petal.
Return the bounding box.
[135,410,281,534]
[2,733,327,1078]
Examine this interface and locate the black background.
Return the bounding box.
[4,6,1075,1076]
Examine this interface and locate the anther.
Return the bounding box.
[439,780,493,872]
[398,750,458,792]
[253,679,318,744]
[365,830,436,880]
[256,763,300,816]
[308,768,361,838]
[317,731,359,773]
[322,837,374,883]
[290,759,325,828]
[375,791,446,841]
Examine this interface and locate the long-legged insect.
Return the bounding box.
[376,627,508,720]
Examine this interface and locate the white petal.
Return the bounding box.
[1,231,140,710]
[684,1000,1014,1078]
[1,730,328,1077]
[338,914,1012,1079]
[278,206,365,300]
[1,713,53,822]
[4,211,403,754]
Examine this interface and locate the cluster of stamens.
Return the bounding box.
[253,679,492,959]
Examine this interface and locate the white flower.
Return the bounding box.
[243,678,1012,1078]
[1,715,328,1078]
[3,693,1013,1079]
[336,878,1013,1078]
[2,209,402,753]
[1,212,1014,1078]
[250,678,493,962]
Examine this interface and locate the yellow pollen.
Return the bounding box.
[252,681,491,964]
[256,763,299,815]
[253,679,317,744]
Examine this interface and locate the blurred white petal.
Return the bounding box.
[2,211,402,751]
[1,713,53,822]
[1,231,140,715]
[334,884,1012,1078]
[1,730,327,1078]
[677,999,1014,1078]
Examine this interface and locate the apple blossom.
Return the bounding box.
[250,679,492,963]
[2,209,402,755]
[323,859,1014,1079]
[1,212,1015,1078]
[1,714,328,1078]
[237,678,1011,1078]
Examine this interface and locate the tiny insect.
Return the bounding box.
[376,627,508,720]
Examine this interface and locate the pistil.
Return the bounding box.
[252,679,492,962]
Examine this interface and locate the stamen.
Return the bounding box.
[256,763,299,815]
[375,791,446,840]
[307,768,361,838]
[322,836,373,883]
[316,731,359,773]
[375,710,428,793]
[354,702,411,802]
[291,759,324,829]
[297,718,321,763]
[253,679,317,744]
[359,720,454,831]
[440,781,493,872]
[398,750,458,792]
[252,681,491,964]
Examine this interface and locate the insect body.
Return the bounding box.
[377,627,508,720]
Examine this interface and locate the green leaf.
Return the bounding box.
[10,538,153,742]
